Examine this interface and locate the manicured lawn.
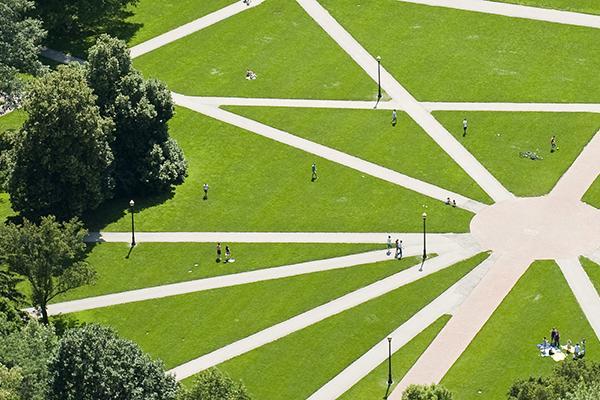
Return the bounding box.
[434,112,600,196]
[126,0,236,46]
[496,0,600,14]
[581,257,600,295]
[441,260,600,399]
[0,193,14,223]
[47,242,383,302]
[133,0,380,100]
[89,107,473,232]
[583,176,600,208]
[339,315,450,400]
[213,253,490,399]
[226,107,492,203]
[74,255,426,368]
[0,110,26,133]
[320,0,600,103]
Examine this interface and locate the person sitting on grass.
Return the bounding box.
[245,69,257,80]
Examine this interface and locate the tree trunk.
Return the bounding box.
[40,303,49,325]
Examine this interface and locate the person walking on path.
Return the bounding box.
[550,135,558,152]
[216,242,222,263]
[203,183,209,200]
[462,117,468,137]
[396,240,403,260]
[386,235,392,256]
[391,110,397,127]
[311,162,318,182]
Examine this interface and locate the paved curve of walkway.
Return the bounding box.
[168,248,480,381]
[175,99,487,213]
[390,252,532,397]
[306,253,495,400]
[85,231,474,245]
[296,0,514,203]
[557,258,600,340]
[130,0,265,59]
[551,131,600,201]
[397,0,600,28]
[42,236,473,316]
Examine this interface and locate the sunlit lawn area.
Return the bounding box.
[495,0,600,14]
[583,176,600,208]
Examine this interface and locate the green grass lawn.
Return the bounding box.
[320,0,600,103]
[89,107,473,232]
[581,257,600,295]
[496,0,600,15]
[583,176,600,208]
[126,0,236,46]
[212,253,490,399]
[433,112,600,196]
[441,260,600,399]
[339,315,450,400]
[226,107,492,203]
[42,242,382,302]
[0,110,26,133]
[132,0,380,100]
[74,255,425,368]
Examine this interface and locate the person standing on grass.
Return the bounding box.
[311,162,318,181]
[550,135,558,152]
[225,246,231,263]
[391,109,397,127]
[216,243,222,263]
[203,183,209,200]
[551,328,557,347]
[555,330,561,348]
[463,117,468,137]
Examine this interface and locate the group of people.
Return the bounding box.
[537,328,586,360]
[386,236,403,260]
[242,0,251,5]
[215,243,234,263]
[245,69,257,80]
[445,197,457,207]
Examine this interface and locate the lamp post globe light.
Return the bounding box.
[129,199,136,247]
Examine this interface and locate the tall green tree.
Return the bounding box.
[49,324,178,400]
[87,35,187,195]
[0,363,23,400]
[402,384,454,400]
[0,216,95,324]
[178,368,251,400]
[9,64,114,219]
[0,0,46,107]
[0,315,57,400]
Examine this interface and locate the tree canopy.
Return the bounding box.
[8,64,115,219]
[0,216,95,324]
[178,368,251,400]
[402,384,454,400]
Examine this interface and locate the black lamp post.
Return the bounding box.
[129,199,136,247]
[387,337,393,385]
[420,212,427,271]
[376,55,382,102]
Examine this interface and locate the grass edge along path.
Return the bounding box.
[73,255,425,369]
[581,257,600,297]
[206,252,489,399]
[441,260,600,399]
[582,176,600,208]
[495,0,600,15]
[339,315,451,400]
[225,106,493,204]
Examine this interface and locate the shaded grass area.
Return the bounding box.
[583,176,600,208]
[126,0,236,46]
[434,112,600,196]
[442,260,600,399]
[581,257,600,296]
[496,0,600,15]
[339,315,450,400]
[0,193,14,223]
[43,242,383,302]
[90,107,473,232]
[213,252,490,399]
[320,0,600,102]
[0,110,26,133]
[226,107,492,204]
[133,0,380,100]
[74,255,425,368]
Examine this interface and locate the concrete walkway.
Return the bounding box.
[130,0,265,59]
[40,48,84,64]
[168,248,480,381]
[423,102,600,113]
[85,231,475,247]
[42,240,472,316]
[390,253,532,397]
[557,258,600,340]
[588,249,600,266]
[306,253,495,400]
[296,0,514,203]
[551,131,600,201]
[175,98,487,213]
[397,0,600,29]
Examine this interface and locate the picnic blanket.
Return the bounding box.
[551,352,566,362]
